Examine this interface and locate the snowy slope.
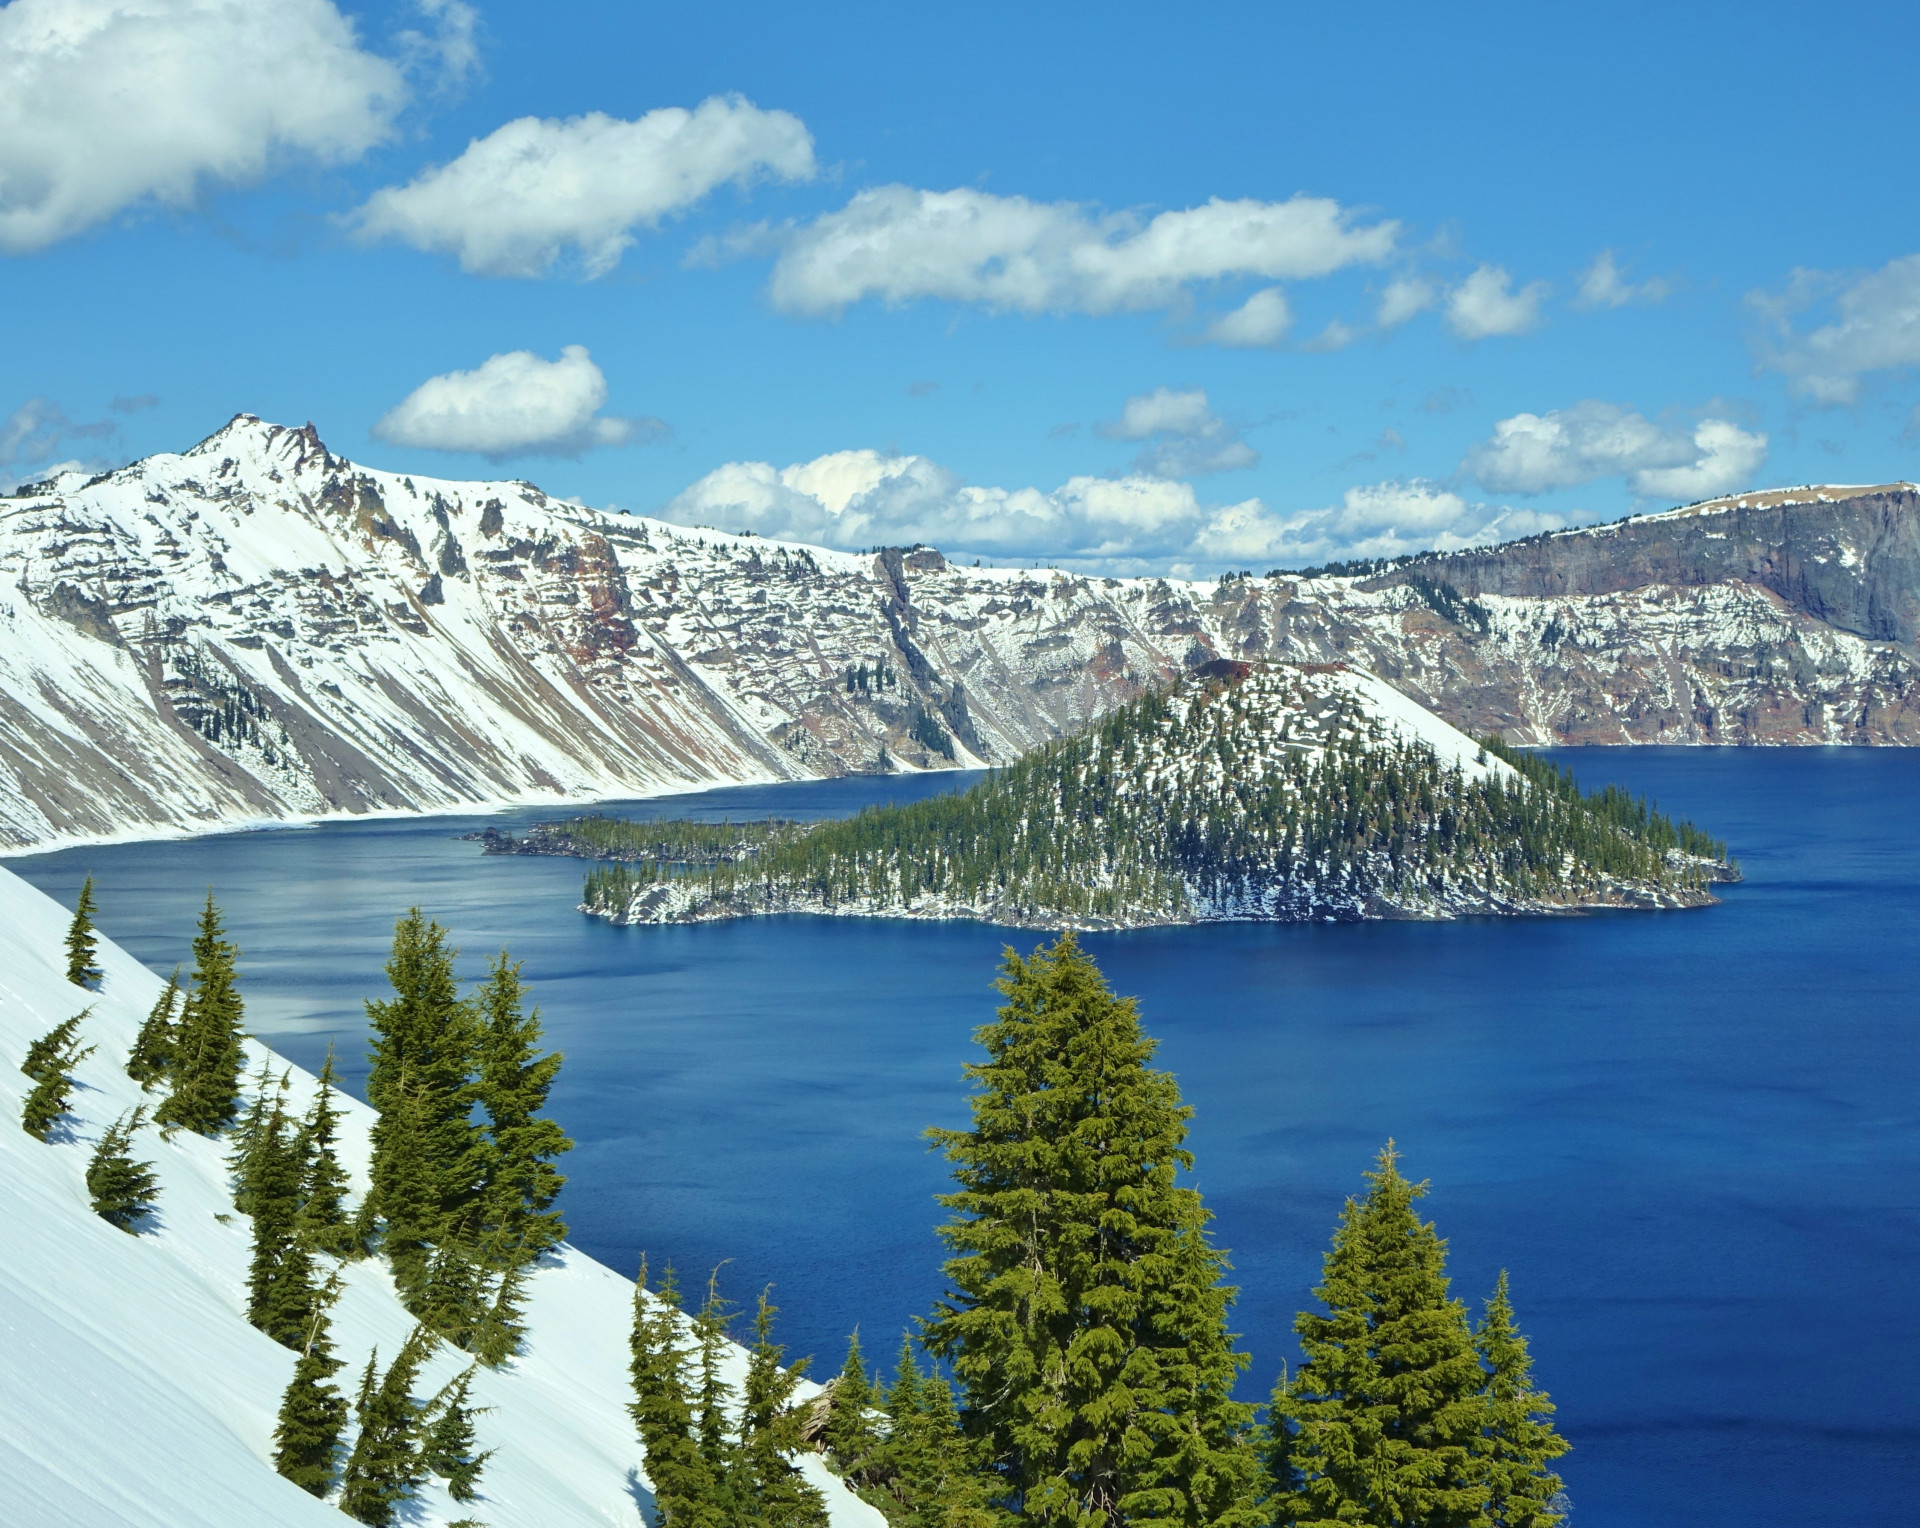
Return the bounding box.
[4,417,1920,856]
[0,865,884,1528]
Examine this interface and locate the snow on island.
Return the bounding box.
[0,865,885,1528]
[527,664,1735,933]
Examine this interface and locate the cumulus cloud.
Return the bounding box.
[372,346,662,459]
[1463,400,1767,500]
[1377,275,1438,328]
[1446,264,1550,339]
[663,448,1242,565]
[660,446,1561,574]
[1202,287,1293,348]
[763,187,1398,318]
[0,0,411,253]
[1751,253,1920,405]
[1574,249,1670,310]
[1096,387,1257,476]
[350,96,816,278]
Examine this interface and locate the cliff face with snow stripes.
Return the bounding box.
[2,415,1916,851]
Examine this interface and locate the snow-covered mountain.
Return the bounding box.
[0,863,883,1528]
[3,415,1917,852]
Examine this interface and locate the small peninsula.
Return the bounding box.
[485,663,1737,932]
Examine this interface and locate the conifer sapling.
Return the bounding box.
[273,1272,349,1497]
[65,876,102,988]
[126,969,181,1089]
[86,1105,160,1230]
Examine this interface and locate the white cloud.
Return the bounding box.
[1377,275,1437,328]
[372,346,660,459]
[0,0,410,253]
[1200,479,1569,567]
[1446,264,1551,339]
[662,451,1549,574]
[1574,249,1670,309]
[764,187,1398,317]
[1463,400,1767,500]
[1752,253,1920,405]
[350,96,816,278]
[1096,388,1257,477]
[1203,287,1293,348]
[665,449,1236,564]
[1628,419,1771,500]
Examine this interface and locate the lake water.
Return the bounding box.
[10,750,1918,1528]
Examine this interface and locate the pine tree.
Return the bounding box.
[469,1253,532,1368]
[364,910,482,1312]
[338,1325,437,1526]
[65,876,102,988]
[738,1288,830,1528]
[629,1258,726,1528]
[274,1273,349,1497]
[1272,1144,1489,1528]
[21,1009,91,1081]
[126,969,182,1089]
[422,1364,495,1503]
[247,1090,320,1348]
[20,1013,93,1141]
[1473,1272,1570,1528]
[823,1329,881,1480]
[473,951,573,1266]
[922,934,1259,1528]
[296,1047,358,1259]
[86,1105,160,1230]
[693,1269,742,1522]
[227,1062,285,1217]
[154,894,246,1135]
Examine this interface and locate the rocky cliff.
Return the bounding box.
[0,416,1914,850]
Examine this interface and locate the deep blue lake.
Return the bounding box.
[10,749,1918,1527]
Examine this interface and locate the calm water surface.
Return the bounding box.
[11,752,1918,1527]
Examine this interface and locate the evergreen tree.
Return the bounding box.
[21,1009,91,1081]
[247,1089,321,1348]
[154,894,246,1136]
[629,1258,725,1528]
[1272,1144,1488,1528]
[338,1325,438,1526]
[126,969,182,1089]
[1473,1272,1569,1528]
[296,1047,358,1259]
[227,1063,286,1217]
[86,1105,160,1230]
[693,1269,742,1523]
[274,1273,350,1497]
[422,1363,496,1503]
[20,1013,93,1141]
[922,934,1260,1528]
[65,876,102,988]
[823,1329,881,1480]
[474,951,573,1266]
[738,1288,830,1528]
[365,910,483,1312]
[856,1336,1000,1528]
[469,1254,532,1368]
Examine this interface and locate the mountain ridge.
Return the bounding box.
[4,415,1919,853]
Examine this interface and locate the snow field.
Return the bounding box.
[0,864,883,1528]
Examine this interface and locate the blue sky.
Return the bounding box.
[4,0,1919,573]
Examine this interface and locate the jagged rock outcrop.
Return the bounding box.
[0,416,1914,850]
